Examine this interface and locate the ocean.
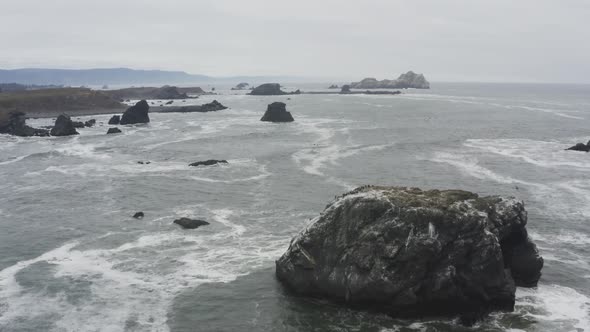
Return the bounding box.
[0,82,589,331]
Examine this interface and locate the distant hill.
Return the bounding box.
[0,68,302,86]
[0,68,212,86]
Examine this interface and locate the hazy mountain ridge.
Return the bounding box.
[0,68,301,86]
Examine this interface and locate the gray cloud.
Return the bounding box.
[2,0,590,82]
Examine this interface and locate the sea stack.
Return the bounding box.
[0,111,49,137]
[108,115,120,125]
[120,100,150,125]
[276,186,543,324]
[260,102,294,122]
[50,114,79,136]
[249,83,287,96]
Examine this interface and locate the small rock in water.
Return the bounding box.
[108,115,120,125]
[189,159,228,167]
[84,119,96,127]
[173,218,210,229]
[133,212,144,219]
[50,114,79,136]
[260,102,294,122]
[566,142,590,152]
[106,127,122,134]
[137,161,151,165]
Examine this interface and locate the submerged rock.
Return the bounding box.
[261,102,294,122]
[173,218,210,229]
[108,115,120,125]
[276,186,543,323]
[249,83,287,96]
[106,127,122,134]
[189,159,228,167]
[120,100,150,125]
[0,111,49,137]
[50,115,79,136]
[133,212,144,219]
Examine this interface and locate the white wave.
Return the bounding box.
[0,155,27,166]
[0,207,293,331]
[529,230,590,247]
[464,138,590,170]
[515,284,590,331]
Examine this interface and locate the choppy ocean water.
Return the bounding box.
[0,82,589,331]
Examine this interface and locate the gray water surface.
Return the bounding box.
[1,83,589,331]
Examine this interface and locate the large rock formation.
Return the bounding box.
[0,111,49,137]
[260,102,294,122]
[159,100,228,113]
[276,186,543,324]
[350,71,430,89]
[120,100,150,125]
[249,83,287,96]
[50,114,79,136]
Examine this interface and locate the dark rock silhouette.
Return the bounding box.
[340,85,351,94]
[72,121,85,128]
[173,218,210,229]
[189,160,228,167]
[249,83,287,95]
[84,119,96,127]
[159,100,228,113]
[106,127,122,134]
[328,84,339,89]
[0,111,49,137]
[260,102,294,122]
[108,115,120,125]
[566,142,590,152]
[120,100,150,125]
[50,115,79,136]
[350,71,430,89]
[231,82,250,90]
[276,186,543,324]
[133,212,144,219]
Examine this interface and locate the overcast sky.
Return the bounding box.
[2,0,590,83]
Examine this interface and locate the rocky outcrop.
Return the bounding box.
[50,115,79,136]
[0,111,49,137]
[153,86,188,99]
[340,85,351,94]
[249,83,287,96]
[108,115,120,125]
[231,82,250,90]
[159,100,228,113]
[189,159,228,167]
[106,127,122,134]
[350,71,430,89]
[328,84,339,89]
[566,141,590,152]
[261,102,294,122]
[84,119,96,127]
[276,186,543,324]
[173,218,210,229]
[133,212,144,219]
[120,100,150,125]
[72,121,85,128]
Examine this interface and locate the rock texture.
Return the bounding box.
[106,127,122,134]
[50,115,79,136]
[0,111,49,137]
[350,71,430,89]
[173,218,210,229]
[108,115,120,125]
[120,100,150,125]
[231,82,250,90]
[159,100,228,113]
[260,102,294,122]
[84,119,96,127]
[189,159,228,167]
[566,141,590,152]
[276,186,543,323]
[249,83,287,95]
